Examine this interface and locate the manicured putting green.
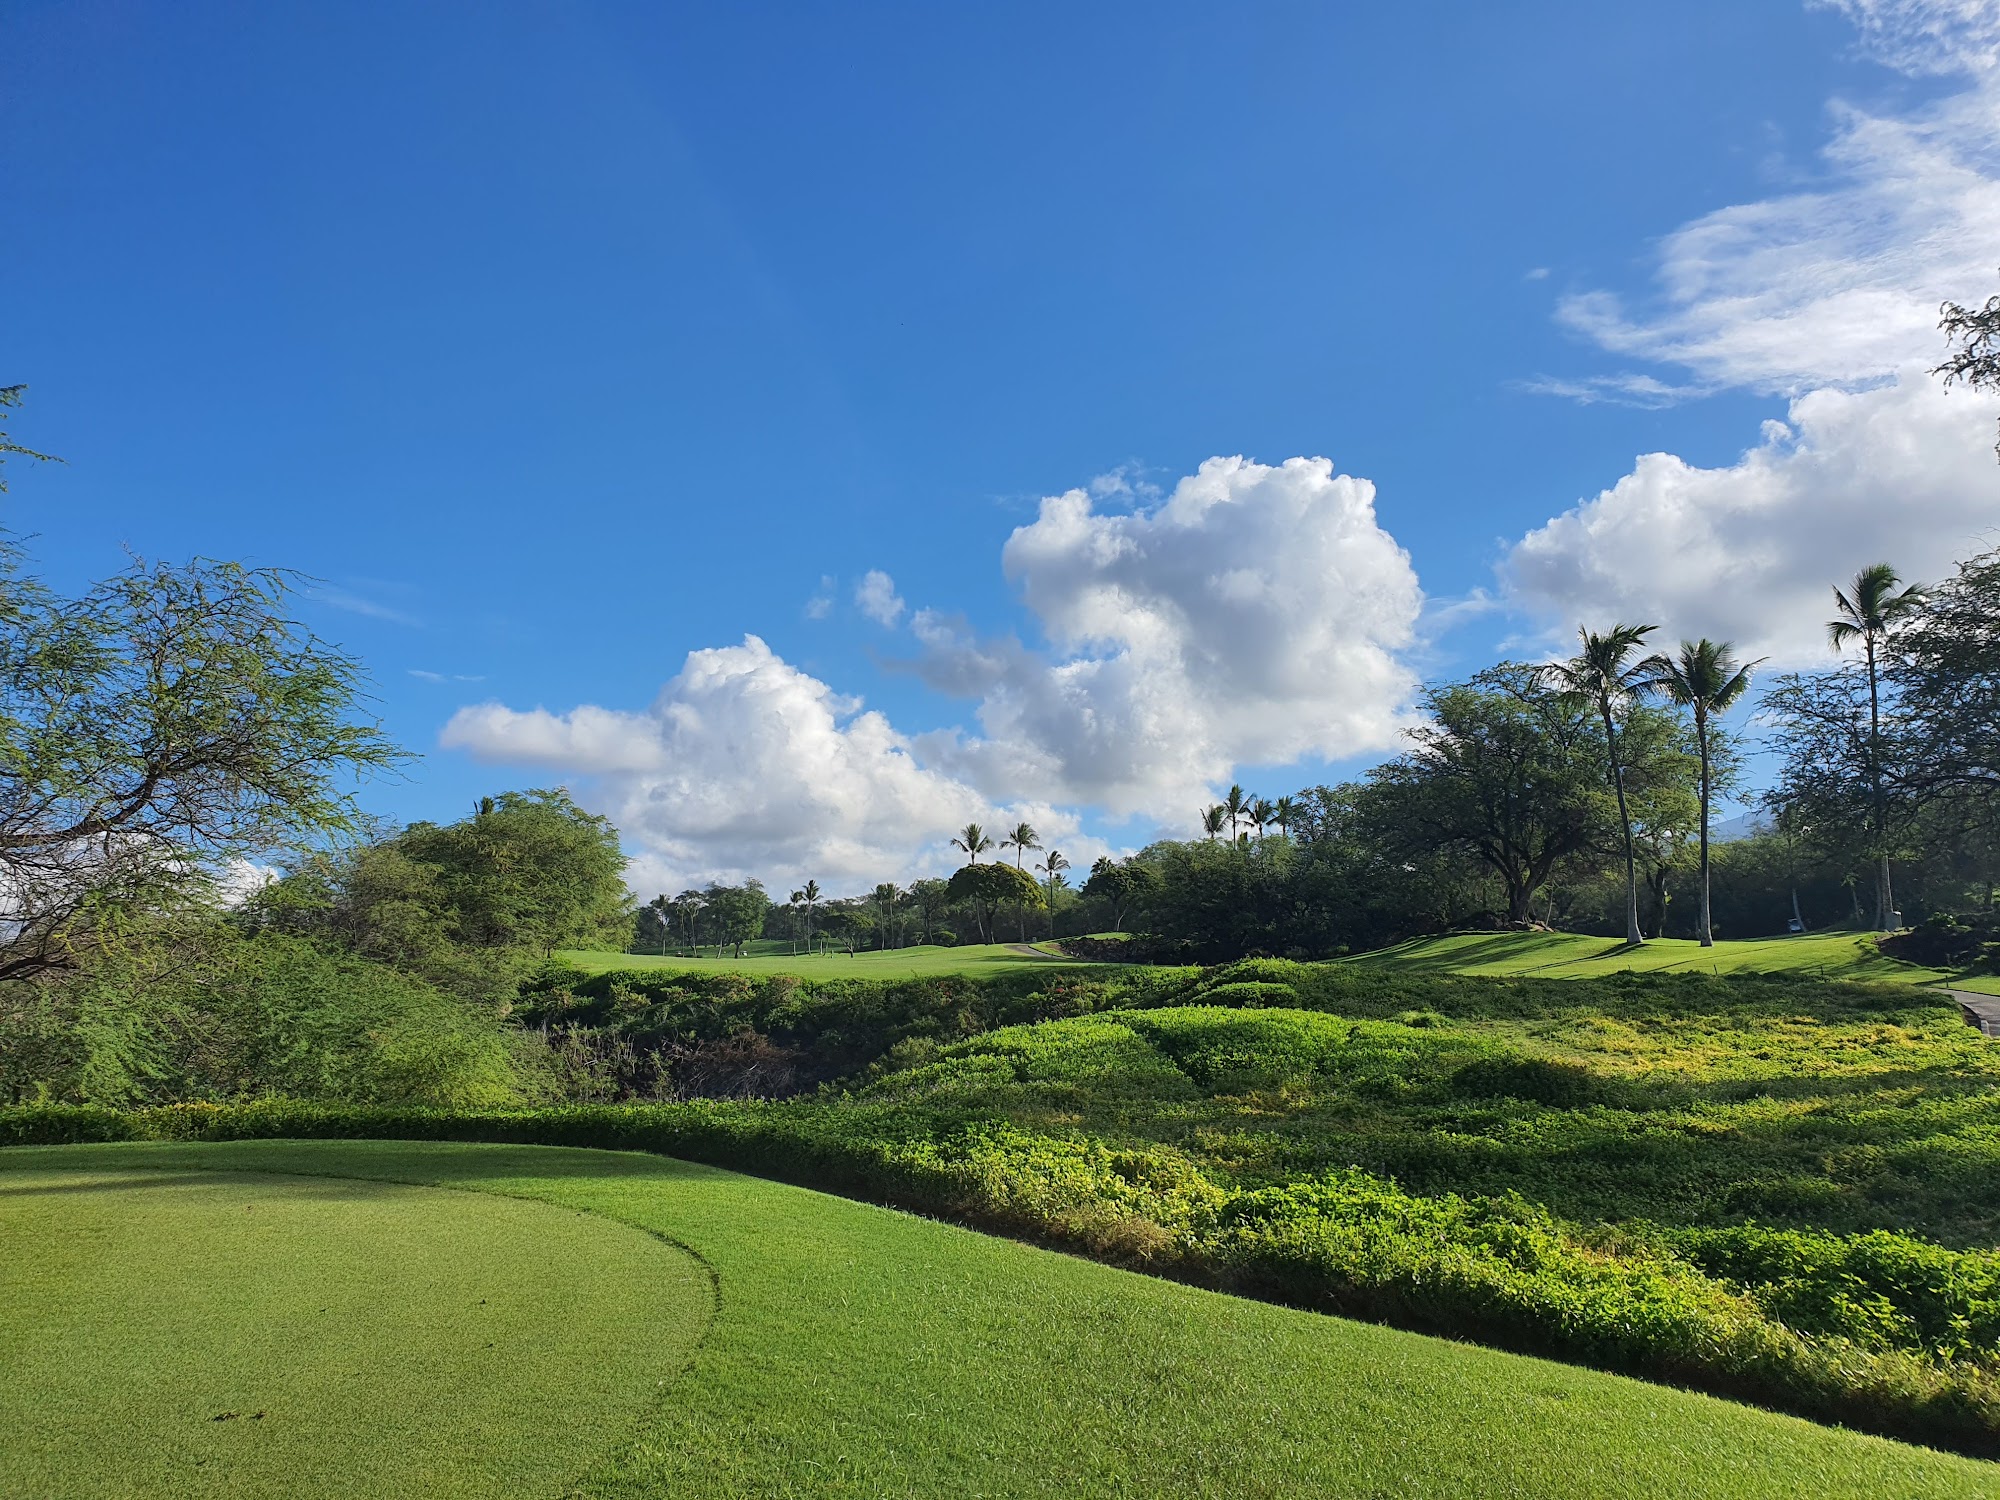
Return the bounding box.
[4,1141,1992,1498]
[0,1167,710,1499]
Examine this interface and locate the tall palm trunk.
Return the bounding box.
[1865,638,1895,929]
[1601,702,1643,945]
[1695,705,1714,947]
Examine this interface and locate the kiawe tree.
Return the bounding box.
[1539,624,1661,946]
[1829,564,1925,930]
[0,537,405,982]
[945,861,1043,943]
[1646,639,1760,946]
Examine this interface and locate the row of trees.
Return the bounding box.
[644,543,1998,964]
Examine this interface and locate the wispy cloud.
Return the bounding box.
[309,585,422,627]
[1514,372,1715,408]
[804,574,836,621]
[408,668,486,683]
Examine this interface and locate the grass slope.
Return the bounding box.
[1345,929,2000,993]
[560,939,1090,980]
[4,1140,1992,1498]
[0,1164,709,1499]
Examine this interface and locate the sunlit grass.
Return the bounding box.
[4,1140,1991,1499]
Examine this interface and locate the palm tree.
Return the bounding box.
[871,882,903,949]
[1829,563,1926,930]
[1222,784,1252,840]
[1001,821,1040,869]
[1248,797,1275,841]
[1201,805,1225,841]
[1644,639,1762,948]
[1036,849,1069,939]
[799,878,821,952]
[951,823,993,864]
[1270,795,1297,839]
[1540,623,1661,946]
[787,889,805,953]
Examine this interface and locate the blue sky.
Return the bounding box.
[7,1,1999,893]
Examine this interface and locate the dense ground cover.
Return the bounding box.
[1343,929,2000,993]
[3,1139,1990,1499]
[0,1161,709,1499]
[560,940,1090,980]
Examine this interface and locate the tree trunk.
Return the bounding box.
[1603,702,1644,945]
[1866,638,1891,931]
[1696,709,1714,948]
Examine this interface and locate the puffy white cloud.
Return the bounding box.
[908,455,1423,821]
[1504,372,2000,663]
[439,457,1425,886]
[440,634,1098,892]
[1509,16,2000,659]
[854,569,906,626]
[1549,79,2000,395]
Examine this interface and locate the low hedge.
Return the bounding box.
[5,1098,1997,1459]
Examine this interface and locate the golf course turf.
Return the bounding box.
[3,1140,1994,1498]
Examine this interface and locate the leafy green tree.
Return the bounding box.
[1082,856,1154,933]
[1645,639,1760,945]
[1539,624,1661,945]
[1895,544,2000,810]
[1366,665,1614,925]
[0,541,404,982]
[908,878,951,943]
[945,861,1043,942]
[702,881,769,957]
[1828,563,1926,928]
[395,790,632,958]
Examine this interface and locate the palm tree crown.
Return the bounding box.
[1201,805,1225,841]
[1001,821,1041,868]
[1222,784,1251,839]
[951,823,993,864]
[1829,563,1925,655]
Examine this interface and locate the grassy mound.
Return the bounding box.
[1343,929,2000,992]
[4,1140,1991,1498]
[0,1163,709,1499]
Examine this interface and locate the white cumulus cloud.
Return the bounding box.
[908,455,1423,820]
[440,634,1097,893]
[1505,373,2000,663]
[854,569,906,626]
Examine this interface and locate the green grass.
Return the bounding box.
[0,1160,709,1499]
[560,939,1093,980]
[3,1140,1992,1499]
[1344,929,2000,993]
